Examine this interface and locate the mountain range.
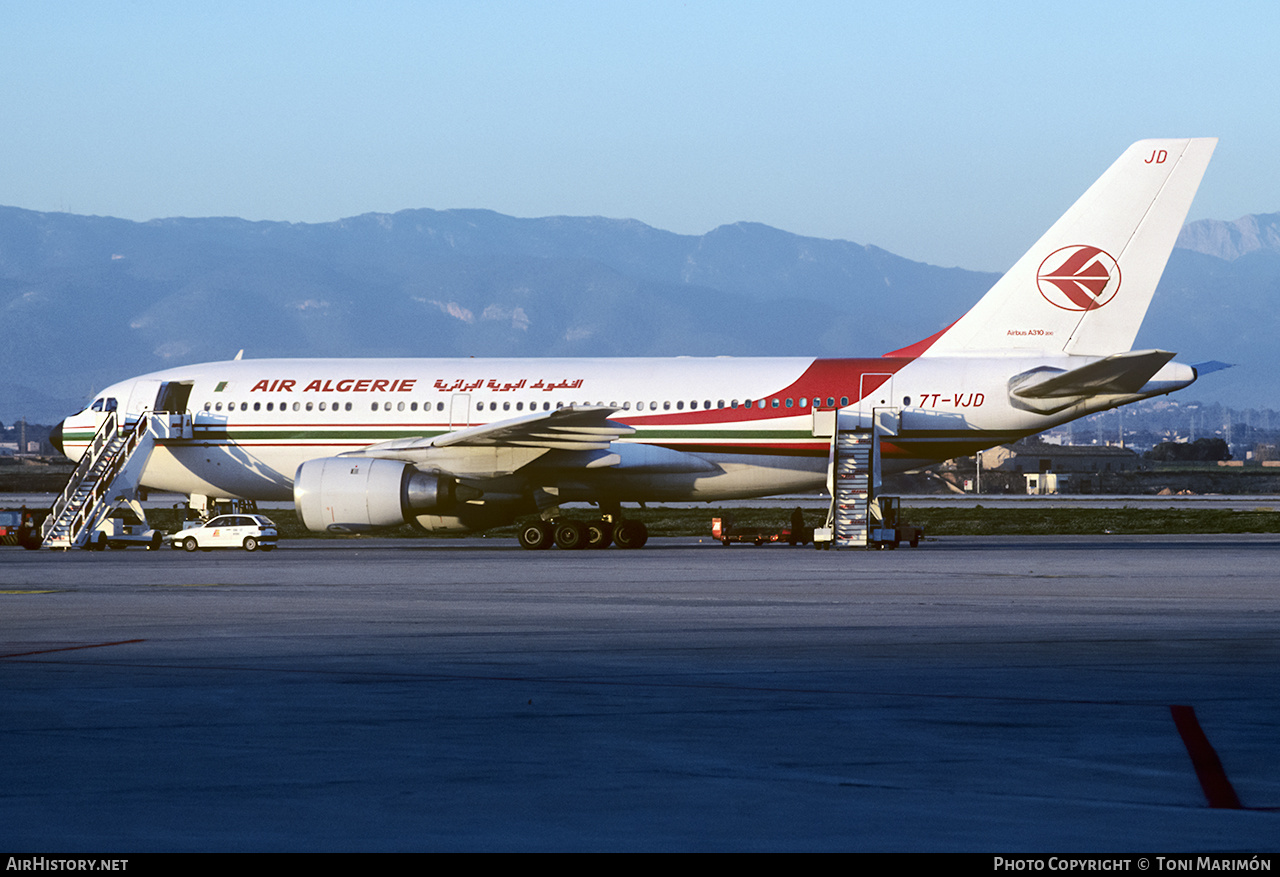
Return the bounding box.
[2,205,1276,424]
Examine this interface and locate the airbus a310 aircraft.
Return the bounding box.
[51,138,1217,549]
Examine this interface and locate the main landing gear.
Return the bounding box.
[517,518,649,550]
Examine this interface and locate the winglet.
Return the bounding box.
[1191,360,1233,376]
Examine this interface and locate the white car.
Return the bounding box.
[167,514,279,552]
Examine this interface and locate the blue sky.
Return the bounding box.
[3,1,1276,271]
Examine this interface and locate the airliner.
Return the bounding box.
[50,138,1218,549]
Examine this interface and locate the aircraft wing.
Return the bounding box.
[343,406,637,478]
[428,405,635,450]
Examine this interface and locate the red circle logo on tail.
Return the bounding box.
[1036,245,1121,311]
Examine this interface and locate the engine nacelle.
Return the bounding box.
[294,458,462,533]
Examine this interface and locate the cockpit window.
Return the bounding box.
[91,399,103,412]
[105,397,117,412]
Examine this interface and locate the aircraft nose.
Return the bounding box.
[49,420,65,456]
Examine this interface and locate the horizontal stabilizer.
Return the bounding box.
[1010,350,1176,400]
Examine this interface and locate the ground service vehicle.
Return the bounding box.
[712,515,812,547]
[0,507,45,549]
[166,514,279,552]
[89,500,164,550]
[868,496,922,549]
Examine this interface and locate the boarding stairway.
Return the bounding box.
[40,411,189,549]
[827,428,876,548]
[815,406,898,549]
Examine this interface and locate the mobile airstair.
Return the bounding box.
[827,427,876,548]
[814,407,897,550]
[40,411,190,549]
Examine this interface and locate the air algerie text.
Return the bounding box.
[250,379,418,393]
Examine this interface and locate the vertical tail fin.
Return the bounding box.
[920,138,1216,357]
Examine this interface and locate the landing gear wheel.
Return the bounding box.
[554,520,587,550]
[613,520,648,549]
[243,536,258,552]
[585,520,613,549]
[183,537,198,553]
[518,521,554,551]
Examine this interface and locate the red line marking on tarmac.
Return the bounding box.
[0,639,145,659]
[1170,704,1242,809]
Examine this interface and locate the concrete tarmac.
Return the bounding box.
[2,536,1278,851]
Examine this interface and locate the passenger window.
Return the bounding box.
[254,402,261,411]
[293,402,300,412]
[203,402,211,412]
[676,401,684,410]
[841,397,849,407]
[398,402,405,412]
[785,398,793,408]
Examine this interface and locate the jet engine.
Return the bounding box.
[294,457,467,533]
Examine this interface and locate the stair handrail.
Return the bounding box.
[62,415,150,548]
[42,413,119,540]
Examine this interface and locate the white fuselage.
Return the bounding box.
[56,352,1192,507]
